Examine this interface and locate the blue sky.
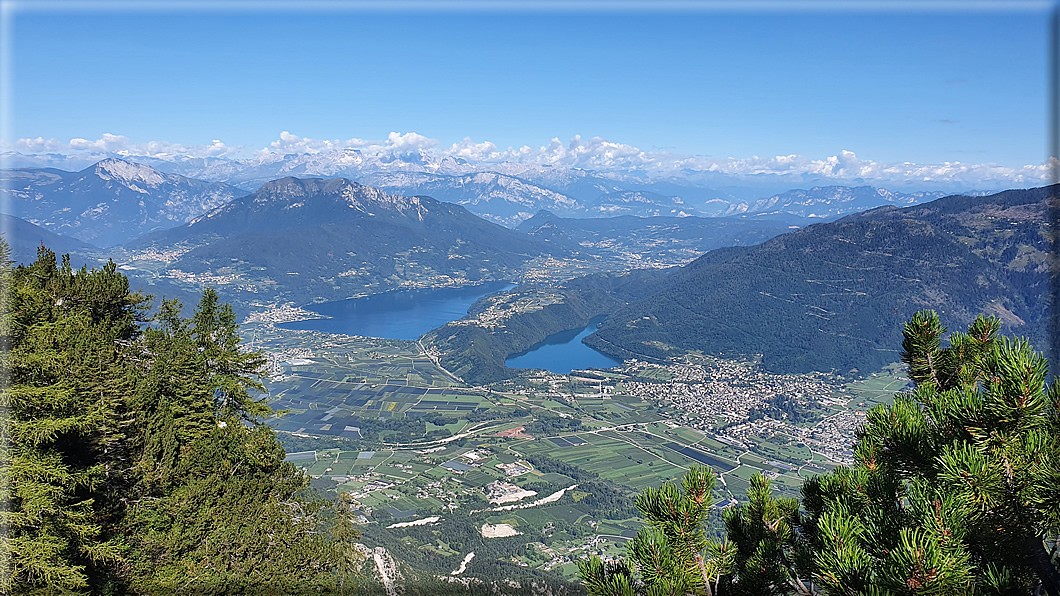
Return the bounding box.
[6,3,1054,168]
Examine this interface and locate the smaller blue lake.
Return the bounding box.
[505,316,623,374]
[276,282,512,340]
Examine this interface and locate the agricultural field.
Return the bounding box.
[247,321,903,583]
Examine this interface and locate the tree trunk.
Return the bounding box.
[693,552,713,596]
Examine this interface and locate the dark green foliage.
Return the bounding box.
[2,247,145,592]
[523,413,583,436]
[1,245,359,594]
[805,310,1060,595]
[789,308,1060,595]
[580,465,730,596]
[581,311,1060,596]
[719,476,812,595]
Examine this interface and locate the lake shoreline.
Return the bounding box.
[505,315,622,374]
[275,281,514,340]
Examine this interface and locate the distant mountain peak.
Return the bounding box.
[3,159,244,246]
[721,185,947,218]
[91,158,166,187]
[132,178,555,305]
[226,176,427,221]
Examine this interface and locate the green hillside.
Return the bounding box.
[585,185,1056,374]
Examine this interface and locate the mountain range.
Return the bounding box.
[422,185,1055,382]
[0,157,979,235]
[516,210,801,263]
[719,185,950,218]
[584,185,1057,375]
[126,177,563,305]
[362,171,581,226]
[1,153,1051,382]
[0,158,245,246]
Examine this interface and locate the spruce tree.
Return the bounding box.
[1,246,360,594]
[1,247,146,592]
[120,286,359,593]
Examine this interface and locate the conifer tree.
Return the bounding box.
[803,311,1060,595]
[579,465,731,596]
[1,246,361,594]
[120,287,359,592]
[580,311,1060,595]
[1,247,146,592]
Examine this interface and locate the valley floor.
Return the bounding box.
[244,321,906,590]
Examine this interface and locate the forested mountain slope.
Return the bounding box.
[516,210,800,256]
[128,177,567,304]
[586,185,1057,374]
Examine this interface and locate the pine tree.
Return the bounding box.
[580,311,1060,595]
[579,465,732,596]
[803,311,1060,595]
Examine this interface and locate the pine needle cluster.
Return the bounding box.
[581,311,1060,595]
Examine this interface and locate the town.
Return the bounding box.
[240,318,908,589]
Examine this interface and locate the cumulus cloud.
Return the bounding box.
[68,133,130,152]
[4,133,247,160]
[5,130,1055,189]
[266,131,370,154]
[447,137,501,161]
[12,137,67,152]
[386,131,438,153]
[259,130,439,158]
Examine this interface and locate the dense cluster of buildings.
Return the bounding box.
[616,357,862,464]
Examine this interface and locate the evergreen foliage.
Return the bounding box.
[580,311,1060,595]
[1,244,359,594]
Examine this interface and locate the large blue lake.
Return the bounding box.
[276,282,513,340]
[278,285,624,373]
[505,316,623,374]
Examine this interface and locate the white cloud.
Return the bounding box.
[447,137,501,161]
[12,136,66,152]
[268,131,343,154]
[4,133,247,161]
[5,130,1055,189]
[385,131,438,153]
[259,130,439,158]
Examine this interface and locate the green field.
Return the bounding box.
[261,321,892,582]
